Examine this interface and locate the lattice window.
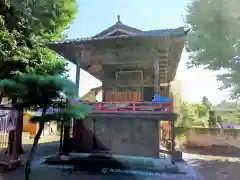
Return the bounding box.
[116,70,143,87]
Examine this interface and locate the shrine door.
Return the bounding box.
[104,91,141,102]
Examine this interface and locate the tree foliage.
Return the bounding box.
[178,102,197,127]
[0,74,74,106]
[214,100,240,123]
[221,111,240,123]
[170,81,209,127]
[0,0,77,79]
[176,102,210,127]
[10,0,77,40]
[201,96,212,109]
[170,80,182,115]
[185,0,240,97]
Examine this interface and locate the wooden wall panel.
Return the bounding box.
[105,91,141,102]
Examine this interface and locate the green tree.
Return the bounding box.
[177,103,208,127]
[170,80,183,114]
[195,104,208,118]
[185,0,240,97]
[193,104,208,126]
[0,74,90,180]
[0,0,77,79]
[11,0,77,40]
[200,96,213,126]
[0,0,77,153]
[178,102,197,127]
[201,96,212,109]
[222,111,240,123]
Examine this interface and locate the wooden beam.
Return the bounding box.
[77,54,169,68]
[75,45,168,64]
[90,45,168,56]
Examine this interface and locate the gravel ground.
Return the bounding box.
[0,135,239,180]
[184,153,240,180]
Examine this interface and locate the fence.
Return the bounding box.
[0,105,20,171]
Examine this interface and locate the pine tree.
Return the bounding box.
[201,96,212,109]
[0,73,90,180]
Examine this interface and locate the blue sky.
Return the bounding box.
[65,0,229,104]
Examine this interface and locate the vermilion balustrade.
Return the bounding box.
[78,101,173,113]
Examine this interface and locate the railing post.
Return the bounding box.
[98,102,101,112]
[133,101,135,112]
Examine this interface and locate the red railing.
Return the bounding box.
[79,101,173,114]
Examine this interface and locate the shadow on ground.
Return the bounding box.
[1,141,138,180]
[0,141,60,180]
[2,140,240,180]
[21,141,60,161]
[188,158,240,180]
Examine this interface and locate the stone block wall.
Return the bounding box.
[73,116,160,157]
[185,128,240,148]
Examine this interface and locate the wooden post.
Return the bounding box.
[170,120,175,151]
[63,121,71,156]
[59,121,64,155]
[75,62,80,97]
[75,48,83,97]
[71,52,81,154]
[154,59,159,94]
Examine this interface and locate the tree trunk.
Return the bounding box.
[63,121,70,155]
[25,107,46,180]
[17,109,24,154]
[24,122,44,180]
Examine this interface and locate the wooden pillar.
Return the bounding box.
[75,62,80,97]
[170,120,175,151]
[154,59,159,94]
[63,120,71,155]
[102,83,106,101]
[75,48,84,97]
[102,65,107,101]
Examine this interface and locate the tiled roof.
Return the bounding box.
[90,86,102,92]
[46,27,187,45]
[93,21,143,38]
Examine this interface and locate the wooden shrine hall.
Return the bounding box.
[46,16,189,159]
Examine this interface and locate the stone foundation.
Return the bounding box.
[73,116,160,157]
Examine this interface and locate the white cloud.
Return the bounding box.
[176,49,229,104]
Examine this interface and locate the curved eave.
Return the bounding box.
[46,27,187,46]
